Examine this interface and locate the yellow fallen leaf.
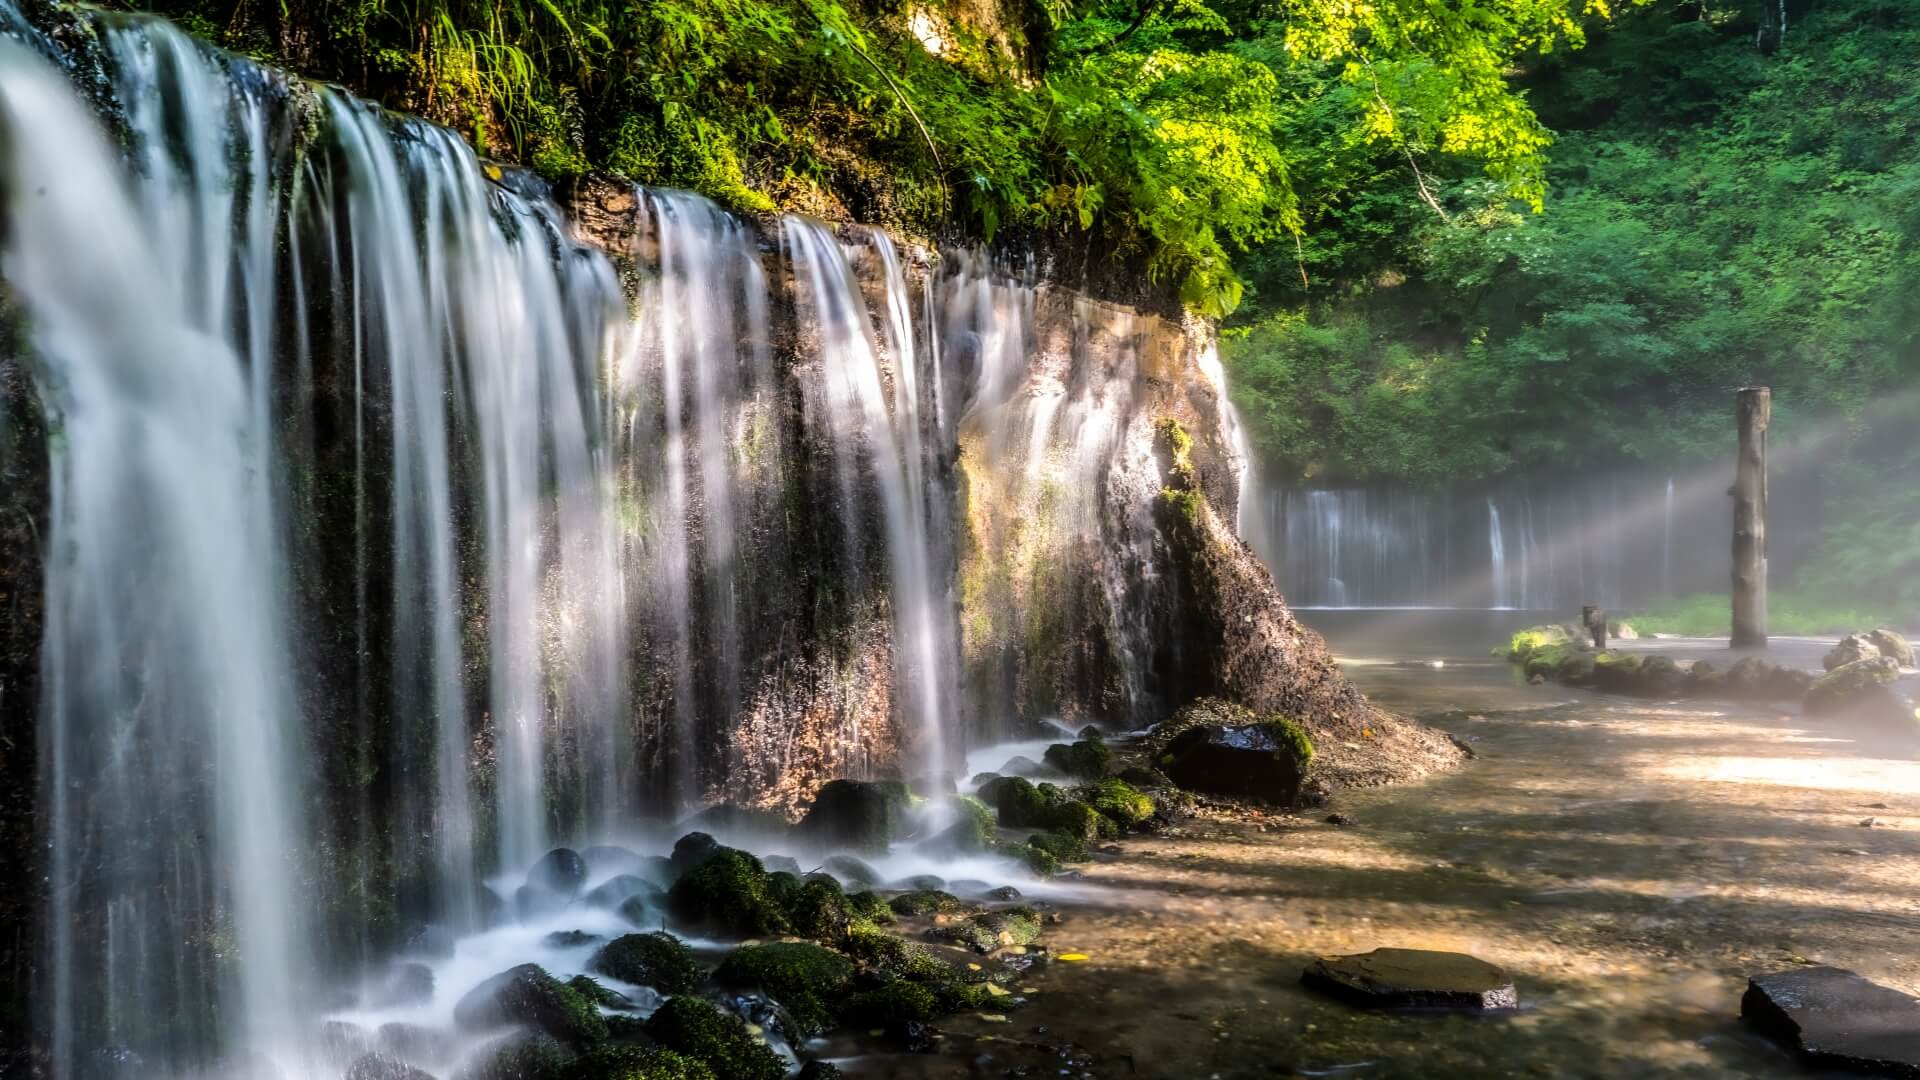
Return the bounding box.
[1008,945,1028,955]
[966,963,982,971]
[976,1013,1009,1023]
[1058,952,1090,962]
[1362,727,1373,738]
[985,983,1010,996]
[1021,986,1039,993]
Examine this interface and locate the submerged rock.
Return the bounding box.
[451,963,608,1042]
[1158,713,1314,807]
[527,847,589,898]
[1742,966,1920,1077]
[795,778,912,853]
[1302,948,1517,1010]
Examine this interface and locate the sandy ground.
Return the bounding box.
[842,634,1920,1078]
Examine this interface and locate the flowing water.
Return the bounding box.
[0,8,1184,1073]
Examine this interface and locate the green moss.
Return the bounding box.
[977,776,1050,829]
[1257,715,1315,769]
[1116,766,1171,788]
[842,924,992,1012]
[567,973,628,1008]
[591,932,703,994]
[845,889,896,925]
[995,839,1060,877]
[1042,738,1112,781]
[1027,830,1087,864]
[666,848,790,937]
[1080,778,1155,828]
[888,889,973,916]
[1505,625,1574,663]
[576,1045,719,1080]
[714,942,856,1035]
[784,877,855,942]
[821,854,881,888]
[1807,656,1900,714]
[644,996,786,1080]
[842,980,937,1028]
[458,1032,577,1080]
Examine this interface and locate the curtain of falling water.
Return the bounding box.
[2,30,309,1073]
[610,189,774,810]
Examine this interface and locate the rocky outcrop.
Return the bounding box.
[1742,966,1920,1077]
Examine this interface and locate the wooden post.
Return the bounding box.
[1732,387,1770,648]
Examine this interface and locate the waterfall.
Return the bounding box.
[1664,474,1676,596]
[2,31,312,1070]
[1487,498,1509,608]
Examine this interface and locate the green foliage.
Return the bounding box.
[145,0,1597,315]
[645,996,787,1080]
[1258,715,1314,768]
[1630,591,1899,637]
[1079,777,1154,827]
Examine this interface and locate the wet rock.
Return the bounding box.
[821,853,881,888]
[1077,724,1103,740]
[580,844,645,875]
[319,1020,373,1062]
[1116,765,1171,788]
[892,873,947,891]
[567,973,637,1010]
[1724,656,1811,701]
[969,771,1002,787]
[542,930,602,949]
[669,831,723,874]
[1742,966,1920,1077]
[715,941,857,1035]
[590,931,703,993]
[797,1060,846,1080]
[762,854,802,874]
[527,847,589,898]
[451,963,608,1042]
[345,1053,435,1080]
[1825,634,1883,672]
[402,923,456,960]
[666,847,791,936]
[795,779,911,853]
[1302,948,1517,1010]
[684,802,793,837]
[449,1032,574,1080]
[376,1023,452,1065]
[645,995,788,1080]
[784,877,856,941]
[376,962,435,1007]
[1041,739,1111,781]
[1869,628,1915,667]
[998,755,1052,777]
[1806,656,1910,729]
[1081,778,1154,829]
[1158,715,1314,807]
[513,883,564,920]
[617,891,664,929]
[1325,812,1354,826]
[582,873,658,910]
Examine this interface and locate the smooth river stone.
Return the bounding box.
[1742,966,1920,1077]
[1301,947,1518,1010]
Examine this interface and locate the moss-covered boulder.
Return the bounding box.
[795,779,912,853]
[1805,656,1909,727]
[1080,778,1154,829]
[927,906,1043,953]
[1825,634,1883,672]
[1041,738,1111,781]
[567,974,636,1010]
[590,932,703,994]
[452,964,608,1042]
[846,888,895,924]
[784,877,856,942]
[1158,714,1314,806]
[1504,625,1577,663]
[644,996,786,1080]
[842,924,992,1012]
[888,889,974,916]
[976,775,1051,828]
[1868,628,1915,667]
[842,980,937,1029]
[583,874,660,911]
[346,1054,436,1080]
[451,1032,577,1080]
[919,795,995,855]
[714,942,856,1035]
[1116,765,1171,788]
[1026,830,1087,864]
[1725,656,1811,700]
[995,839,1060,877]
[668,832,723,875]
[665,848,790,937]
[574,1045,719,1080]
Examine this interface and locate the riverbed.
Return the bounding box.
[889,610,1920,1078]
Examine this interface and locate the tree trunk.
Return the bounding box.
[1732,387,1770,648]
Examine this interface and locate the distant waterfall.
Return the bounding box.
[1488,499,1509,608]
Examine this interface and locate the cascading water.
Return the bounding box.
[1488,498,1509,609]
[0,5,1254,1073]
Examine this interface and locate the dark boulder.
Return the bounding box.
[1825,634,1883,672]
[665,848,791,936]
[645,995,787,1080]
[794,779,911,853]
[376,1023,452,1065]
[669,832,723,874]
[527,848,589,898]
[762,854,802,874]
[997,755,1051,777]
[713,941,857,1035]
[449,1032,575,1080]
[1041,739,1111,781]
[451,963,608,1042]
[1302,948,1517,1010]
[582,874,659,910]
[580,845,645,876]
[1742,966,1920,1077]
[1159,717,1314,807]
[820,853,881,888]
[541,930,602,949]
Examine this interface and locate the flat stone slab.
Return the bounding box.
[1301,947,1517,1010]
[1742,966,1920,1077]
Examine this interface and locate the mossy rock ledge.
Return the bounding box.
[1151,699,1316,807]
